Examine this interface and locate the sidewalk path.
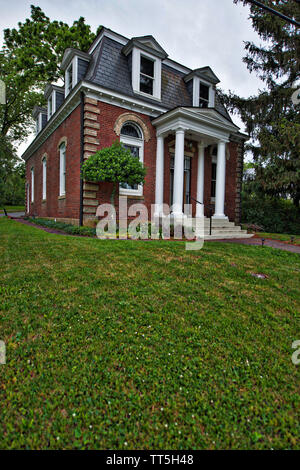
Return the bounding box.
[0,212,25,218]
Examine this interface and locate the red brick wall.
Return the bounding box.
[25,98,240,223]
[25,106,81,220]
[93,101,157,219]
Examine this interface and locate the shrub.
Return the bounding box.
[27,218,96,237]
[241,194,300,234]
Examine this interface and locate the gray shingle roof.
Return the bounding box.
[85,35,232,120]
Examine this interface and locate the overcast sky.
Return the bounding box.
[0,0,265,156]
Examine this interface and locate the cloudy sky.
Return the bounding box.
[0,0,265,156]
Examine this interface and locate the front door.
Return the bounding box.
[170,156,191,211]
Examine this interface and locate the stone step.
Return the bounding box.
[204,233,254,240]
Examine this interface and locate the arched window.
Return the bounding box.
[120,122,144,196]
[121,123,142,139]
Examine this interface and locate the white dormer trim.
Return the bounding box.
[65,57,77,98]
[192,77,215,108]
[131,48,161,101]
[36,113,43,134]
[48,91,56,120]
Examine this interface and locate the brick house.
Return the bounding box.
[23,27,248,234]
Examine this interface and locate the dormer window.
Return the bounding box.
[199,83,209,108]
[32,106,47,135]
[61,49,91,98]
[184,67,220,109]
[122,36,168,101]
[140,56,155,95]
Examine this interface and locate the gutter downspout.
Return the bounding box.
[79,91,85,227]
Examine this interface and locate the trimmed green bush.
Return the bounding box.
[27,217,96,237]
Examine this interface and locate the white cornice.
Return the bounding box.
[153,107,239,141]
[82,81,168,115]
[22,85,82,161]
[22,80,168,161]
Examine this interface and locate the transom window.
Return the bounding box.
[120,123,144,196]
[121,123,142,139]
[140,56,155,96]
[199,83,210,108]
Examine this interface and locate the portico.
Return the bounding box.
[152,107,240,220]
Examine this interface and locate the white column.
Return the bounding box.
[196,143,205,218]
[213,140,227,219]
[154,134,164,216]
[172,128,185,217]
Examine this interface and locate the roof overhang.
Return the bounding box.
[122,35,168,59]
[32,105,47,120]
[152,107,242,142]
[184,67,220,85]
[22,80,168,162]
[44,83,65,99]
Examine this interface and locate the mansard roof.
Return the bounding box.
[84,34,230,119]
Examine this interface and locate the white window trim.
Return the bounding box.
[192,77,215,108]
[119,133,144,197]
[42,157,47,200]
[65,57,78,98]
[36,113,44,135]
[26,182,30,213]
[59,144,66,196]
[31,168,34,203]
[131,48,161,101]
[48,91,56,120]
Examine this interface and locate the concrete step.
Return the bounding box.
[204,233,254,240]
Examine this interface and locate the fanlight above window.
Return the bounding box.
[120,123,142,139]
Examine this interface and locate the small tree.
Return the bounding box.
[82,141,147,206]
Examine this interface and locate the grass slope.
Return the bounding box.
[0,218,299,450]
[0,206,25,214]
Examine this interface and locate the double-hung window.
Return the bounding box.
[59,143,66,196]
[42,157,47,200]
[199,83,210,108]
[119,123,144,196]
[140,56,155,96]
[31,167,34,203]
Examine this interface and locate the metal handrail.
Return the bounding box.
[190,196,213,236]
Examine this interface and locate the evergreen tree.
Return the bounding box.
[224,0,300,206]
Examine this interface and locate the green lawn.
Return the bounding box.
[0,218,299,450]
[256,232,300,245]
[0,205,25,214]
